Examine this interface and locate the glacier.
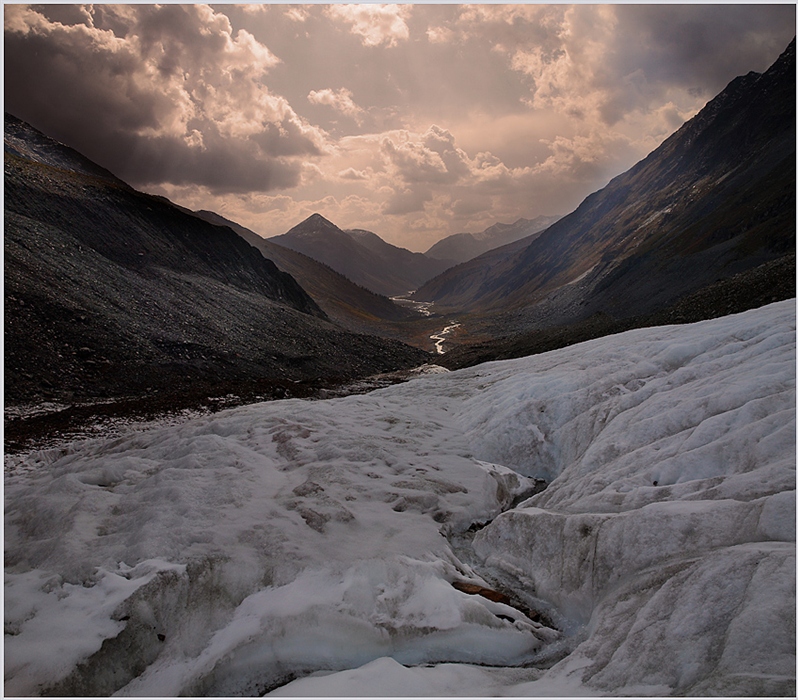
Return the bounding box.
[4,300,795,696]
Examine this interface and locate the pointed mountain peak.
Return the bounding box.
[280,212,343,240]
[303,212,338,229]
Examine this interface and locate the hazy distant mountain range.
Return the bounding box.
[4,114,428,419]
[415,40,795,331]
[425,215,561,264]
[265,213,562,294]
[269,214,455,297]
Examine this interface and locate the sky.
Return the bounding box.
[4,4,795,251]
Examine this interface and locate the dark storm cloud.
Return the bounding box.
[116,132,304,193]
[593,5,797,125]
[4,4,325,193]
[615,4,795,87]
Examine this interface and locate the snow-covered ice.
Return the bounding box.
[4,301,795,696]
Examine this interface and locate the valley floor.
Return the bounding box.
[4,301,795,696]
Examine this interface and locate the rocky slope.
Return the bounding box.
[424,215,560,264]
[437,254,795,371]
[415,40,795,328]
[4,114,430,446]
[269,214,455,296]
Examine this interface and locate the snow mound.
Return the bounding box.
[4,301,795,696]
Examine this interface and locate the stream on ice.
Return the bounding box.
[4,301,795,696]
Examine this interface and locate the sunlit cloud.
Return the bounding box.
[426,25,455,44]
[325,4,411,47]
[338,167,370,181]
[284,7,309,23]
[308,88,366,125]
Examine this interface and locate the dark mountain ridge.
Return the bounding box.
[343,226,457,287]
[4,111,125,185]
[415,40,795,330]
[5,114,429,447]
[269,214,455,296]
[5,115,323,318]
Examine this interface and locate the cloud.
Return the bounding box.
[426,25,454,44]
[4,4,327,193]
[284,7,309,23]
[4,3,793,252]
[326,4,411,48]
[469,4,795,133]
[382,187,433,216]
[361,126,538,227]
[452,195,492,218]
[338,168,370,181]
[307,88,365,124]
[380,126,471,186]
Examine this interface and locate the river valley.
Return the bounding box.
[391,295,463,354]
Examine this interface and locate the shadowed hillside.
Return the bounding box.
[5,114,430,448]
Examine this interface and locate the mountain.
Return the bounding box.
[425,215,560,264]
[343,227,457,286]
[192,210,416,335]
[415,40,795,329]
[4,114,429,429]
[269,214,455,296]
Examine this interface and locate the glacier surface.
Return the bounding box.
[4,301,795,696]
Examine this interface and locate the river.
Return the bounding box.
[391,294,461,354]
[430,322,461,354]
